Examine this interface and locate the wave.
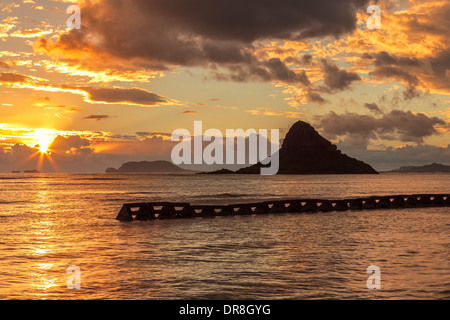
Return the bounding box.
[73,178,125,181]
[191,192,258,199]
[123,191,167,195]
[0,201,27,205]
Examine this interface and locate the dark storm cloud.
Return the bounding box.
[130,0,369,43]
[321,60,361,91]
[37,0,368,86]
[316,110,445,144]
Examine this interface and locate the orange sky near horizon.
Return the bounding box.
[0,0,449,172]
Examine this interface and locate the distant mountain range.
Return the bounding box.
[389,163,450,173]
[106,161,191,173]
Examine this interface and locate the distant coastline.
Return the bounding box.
[388,163,450,173]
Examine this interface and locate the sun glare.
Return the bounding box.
[38,139,51,153]
[34,130,55,154]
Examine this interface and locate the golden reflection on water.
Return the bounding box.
[25,179,64,298]
[29,262,59,296]
[0,173,448,299]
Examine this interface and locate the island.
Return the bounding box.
[198,168,235,175]
[390,163,450,173]
[106,160,191,173]
[24,169,41,173]
[202,120,378,174]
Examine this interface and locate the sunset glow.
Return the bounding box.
[0,0,448,173]
[0,0,449,304]
[34,130,54,154]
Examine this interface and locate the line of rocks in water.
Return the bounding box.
[116,194,450,221]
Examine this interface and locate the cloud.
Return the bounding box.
[10,28,53,38]
[0,60,12,69]
[247,109,284,116]
[49,135,91,153]
[316,109,446,145]
[0,72,32,83]
[135,132,173,139]
[0,72,171,107]
[321,59,361,91]
[73,86,169,106]
[364,103,383,115]
[178,110,198,114]
[370,51,423,68]
[369,66,422,99]
[370,66,419,86]
[211,57,311,84]
[430,49,450,78]
[83,115,111,121]
[34,0,368,84]
[307,90,327,104]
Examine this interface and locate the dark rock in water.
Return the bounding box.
[390,163,450,173]
[106,160,190,173]
[24,169,41,173]
[11,171,20,173]
[198,168,235,174]
[237,120,378,174]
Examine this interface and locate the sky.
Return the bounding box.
[0,0,449,172]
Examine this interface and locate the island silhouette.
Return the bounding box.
[390,163,450,173]
[106,160,191,173]
[106,121,378,174]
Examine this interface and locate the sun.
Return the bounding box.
[38,138,51,153]
[34,130,54,154]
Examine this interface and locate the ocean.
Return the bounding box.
[0,173,448,299]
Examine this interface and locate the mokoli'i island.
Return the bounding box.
[236,121,377,174]
[183,120,377,174]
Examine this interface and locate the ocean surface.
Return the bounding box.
[0,173,448,300]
